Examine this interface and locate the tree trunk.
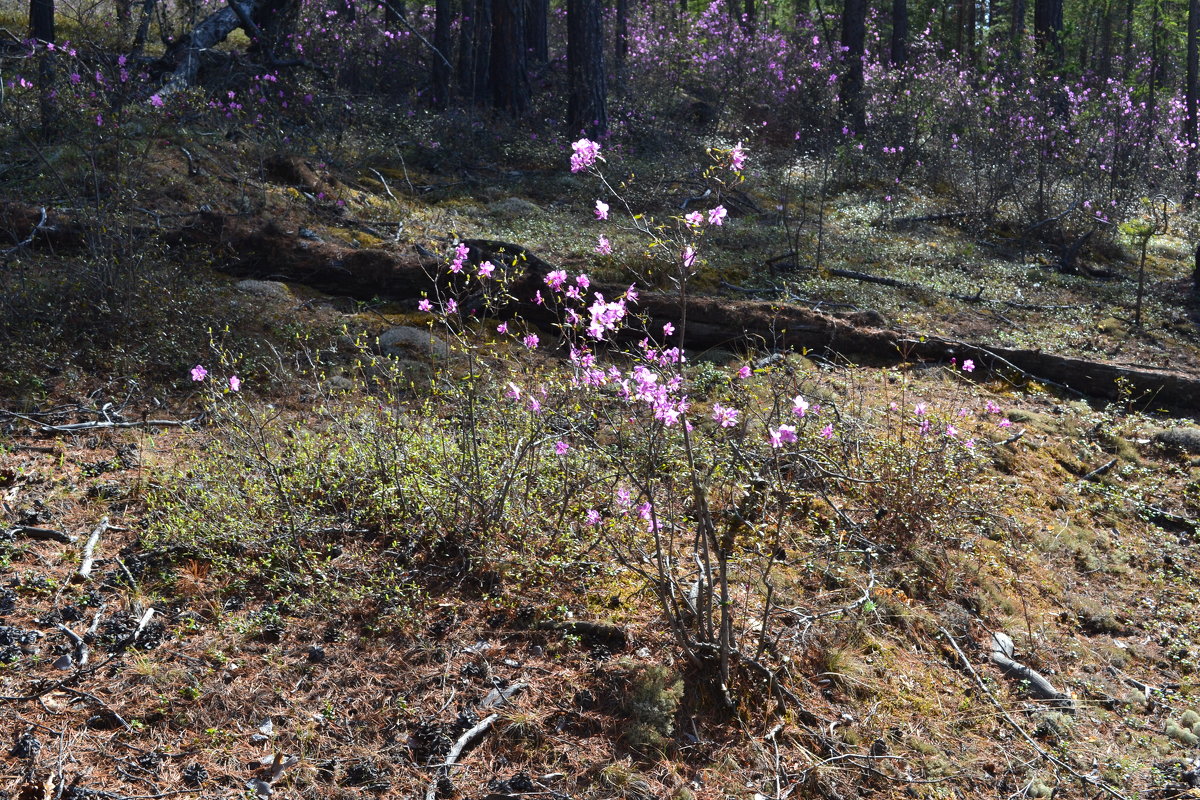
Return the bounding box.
[29,0,55,137]
[890,0,907,66]
[840,0,866,131]
[490,0,529,113]
[1033,0,1063,67]
[1188,0,1199,195]
[384,0,403,22]
[567,0,607,137]
[432,0,452,108]
[457,0,477,96]
[1122,0,1134,80]
[1010,0,1025,60]
[1097,0,1114,80]
[964,0,976,69]
[466,0,492,103]
[526,0,548,63]
[155,0,298,93]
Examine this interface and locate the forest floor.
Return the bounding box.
[2,130,1200,800]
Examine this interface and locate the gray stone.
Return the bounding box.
[487,196,543,218]
[374,326,450,360]
[235,279,291,299]
[1153,427,1200,454]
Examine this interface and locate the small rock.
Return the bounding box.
[487,197,542,218]
[1153,427,1200,454]
[53,653,73,670]
[235,279,291,299]
[374,326,450,360]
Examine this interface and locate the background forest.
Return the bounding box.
[3,1,1200,800]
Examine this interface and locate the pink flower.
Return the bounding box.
[737,365,752,379]
[707,205,727,226]
[497,322,509,334]
[730,142,746,170]
[505,382,521,400]
[792,395,810,416]
[945,424,958,437]
[985,400,1002,414]
[576,274,590,289]
[770,424,797,448]
[914,402,927,416]
[585,509,601,525]
[418,298,433,312]
[190,365,207,381]
[682,245,697,269]
[819,424,834,439]
[594,199,609,220]
[528,398,542,413]
[445,298,458,314]
[555,440,569,455]
[478,260,495,278]
[962,359,975,373]
[570,138,601,172]
[595,235,612,255]
[523,334,540,349]
[625,285,639,303]
[534,290,544,305]
[545,269,568,290]
[712,403,739,427]
[229,375,241,392]
[998,418,1012,428]
[684,211,703,227]
[149,94,164,108]
[662,322,675,337]
[617,488,632,507]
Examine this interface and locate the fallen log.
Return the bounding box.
[7,204,1200,414]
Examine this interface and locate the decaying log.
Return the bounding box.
[989,632,1075,711]
[5,203,1199,414]
[10,526,74,543]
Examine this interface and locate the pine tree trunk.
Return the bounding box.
[890,0,907,66]
[1010,0,1025,60]
[29,0,55,137]
[840,0,866,131]
[567,0,607,137]
[490,0,529,113]
[432,0,452,108]
[526,0,548,63]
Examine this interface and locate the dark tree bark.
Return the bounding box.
[432,0,452,108]
[156,0,299,93]
[458,0,477,94]
[890,0,907,66]
[1010,0,1025,60]
[1033,0,1063,66]
[1122,0,1134,79]
[383,0,403,22]
[29,0,55,136]
[567,0,607,137]
[1097,0,1114,79]
[490,0,529,113]
[965,0,976,68]
[526,0,548,63]
[840,0,866,131]
[1188,0,1199,194]
[459,0,492,103]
